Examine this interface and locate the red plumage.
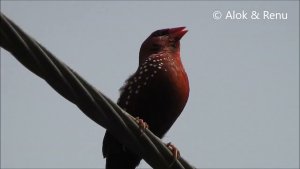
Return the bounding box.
[102,27,189,169]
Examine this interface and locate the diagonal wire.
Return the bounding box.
[0,12,195,169]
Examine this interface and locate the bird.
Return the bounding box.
[102,27,190,169]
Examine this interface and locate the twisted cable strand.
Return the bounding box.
[0,12,195,169]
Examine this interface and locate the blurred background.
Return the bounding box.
[1,1,299,168]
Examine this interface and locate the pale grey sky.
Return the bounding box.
[1,1,299,168]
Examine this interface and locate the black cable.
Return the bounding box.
[0,12,195,169]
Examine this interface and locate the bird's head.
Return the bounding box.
[139,27,188,64]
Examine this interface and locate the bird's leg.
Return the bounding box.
[134,116,149,131]
[166,142,180,159]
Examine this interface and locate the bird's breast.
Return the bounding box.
[117,53,189,137]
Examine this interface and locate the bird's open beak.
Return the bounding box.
[169,27,188,40]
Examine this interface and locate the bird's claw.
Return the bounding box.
[135,117,149,131]
[166,142,180,159]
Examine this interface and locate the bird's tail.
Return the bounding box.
[103,131,141,169]
[105,154,141,169]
